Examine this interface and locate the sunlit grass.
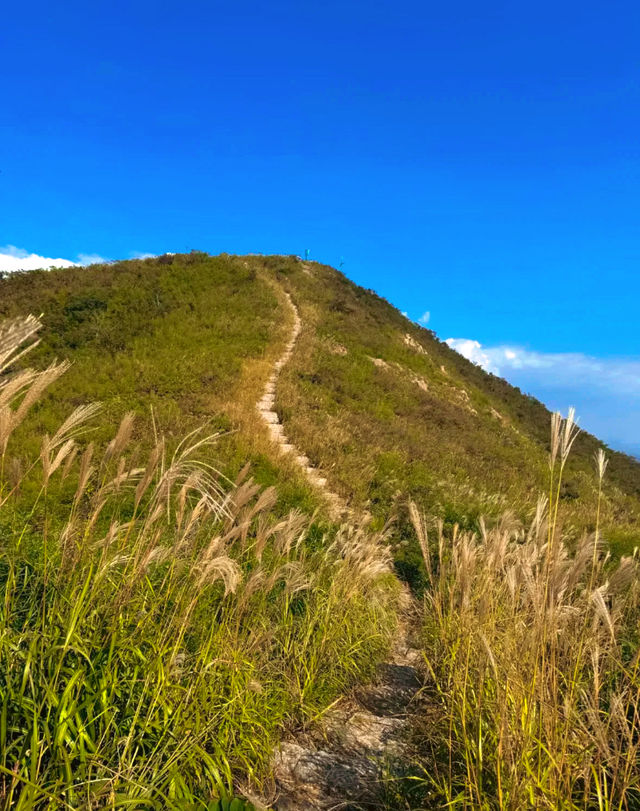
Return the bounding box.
[0,315,398,808]
[411,411,640,809]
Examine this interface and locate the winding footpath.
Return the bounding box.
[256,290,345,520]
[256,287,423,810]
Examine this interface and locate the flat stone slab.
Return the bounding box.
[261,410,279,424]
[267,423,285,439]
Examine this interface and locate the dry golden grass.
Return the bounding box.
[411,411,640,809]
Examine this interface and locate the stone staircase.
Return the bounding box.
[255,285,423,810]
[256,289,346,519]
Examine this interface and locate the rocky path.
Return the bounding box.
[256,290,345,519]
[255,288,423,809]
[273,612,422,810]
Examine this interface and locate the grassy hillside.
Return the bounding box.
[271,257,640,552]
[1,251,639,809]
[2,251,639,554]
[0,253,320,515]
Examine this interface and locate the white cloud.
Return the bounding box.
[446,338,500,374]
[445,338,640,396]
[130,251,156,260]
[445,336,640,454]
[418,310,431,325]
[0,245,77,272]
[0,245,115,272]
[77,253,109,265]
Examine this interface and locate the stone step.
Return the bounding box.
[268,423,285,440]
[261,410,279,424]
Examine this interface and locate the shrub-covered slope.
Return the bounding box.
[0,252,318,513]
[2,250,640,807]
[1,251,638,551]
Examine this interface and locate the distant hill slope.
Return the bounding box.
[1,252,638,560]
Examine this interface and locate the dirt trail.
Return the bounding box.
[255,288,423,810]
[256,289,345,519]
[273,602,422,810]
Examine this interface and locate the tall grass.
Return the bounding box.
[0,315,398,808]
[412,408,640,809]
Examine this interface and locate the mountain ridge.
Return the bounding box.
[1,251,638,560]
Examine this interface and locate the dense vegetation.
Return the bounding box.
[0,314,396,807]
[1,252,639,808]
[410,420,640,808]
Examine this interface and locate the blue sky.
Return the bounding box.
[1,1,639,454]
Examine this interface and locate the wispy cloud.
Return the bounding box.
[77,253,109,265]
[445,336,640,454]
[418,310,431,325]
[445,338,640,396]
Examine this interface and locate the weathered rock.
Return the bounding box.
[319,708,406,758]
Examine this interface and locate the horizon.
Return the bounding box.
[2,248,638,460]
[1,0,638,455]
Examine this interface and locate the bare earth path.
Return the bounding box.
[272,606,422,811]
[256,289,345,520]
[255,285,423,810]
